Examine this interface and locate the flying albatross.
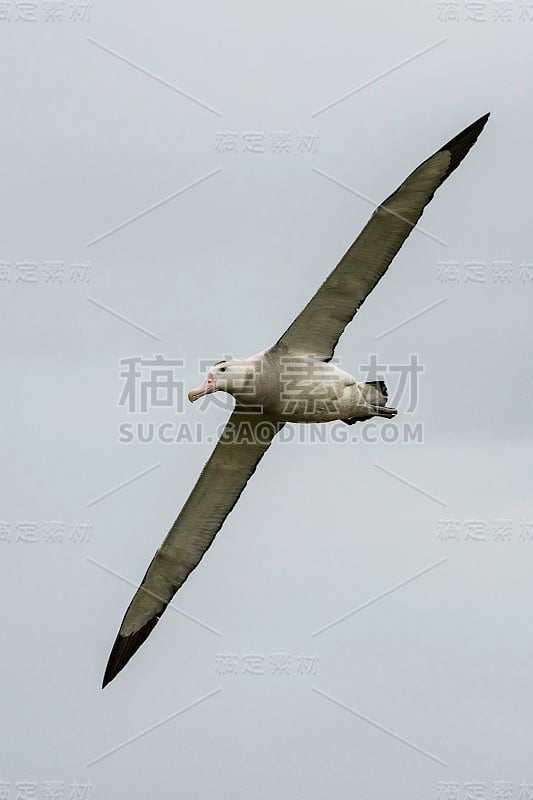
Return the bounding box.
[103,113,489,687]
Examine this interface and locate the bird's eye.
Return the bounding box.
[219,366,226,373]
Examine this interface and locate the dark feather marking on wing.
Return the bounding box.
[102,550,167,688]
[103,615,163,688]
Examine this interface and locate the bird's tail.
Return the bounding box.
[370,405,397,419]
[364,380,389,405]
[363,381,397,417]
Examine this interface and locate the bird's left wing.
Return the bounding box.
[103,409,283,687]
[274,113,489,362]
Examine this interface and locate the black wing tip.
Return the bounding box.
[440,112,490,177]
[102,617,160,688]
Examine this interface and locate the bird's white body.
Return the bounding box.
[220,352,391,424]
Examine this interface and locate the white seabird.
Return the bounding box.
[103,113,489,687]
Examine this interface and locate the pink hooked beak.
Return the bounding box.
[188,372,216,403]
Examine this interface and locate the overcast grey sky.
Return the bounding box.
[1,1,532,798]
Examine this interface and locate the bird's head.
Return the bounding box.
[188,359,254,402]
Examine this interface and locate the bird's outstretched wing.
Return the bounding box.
[275,113,489,362]
[103,410,284,687]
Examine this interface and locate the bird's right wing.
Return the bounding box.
[103,409,284,687]
[274,114,489,362]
